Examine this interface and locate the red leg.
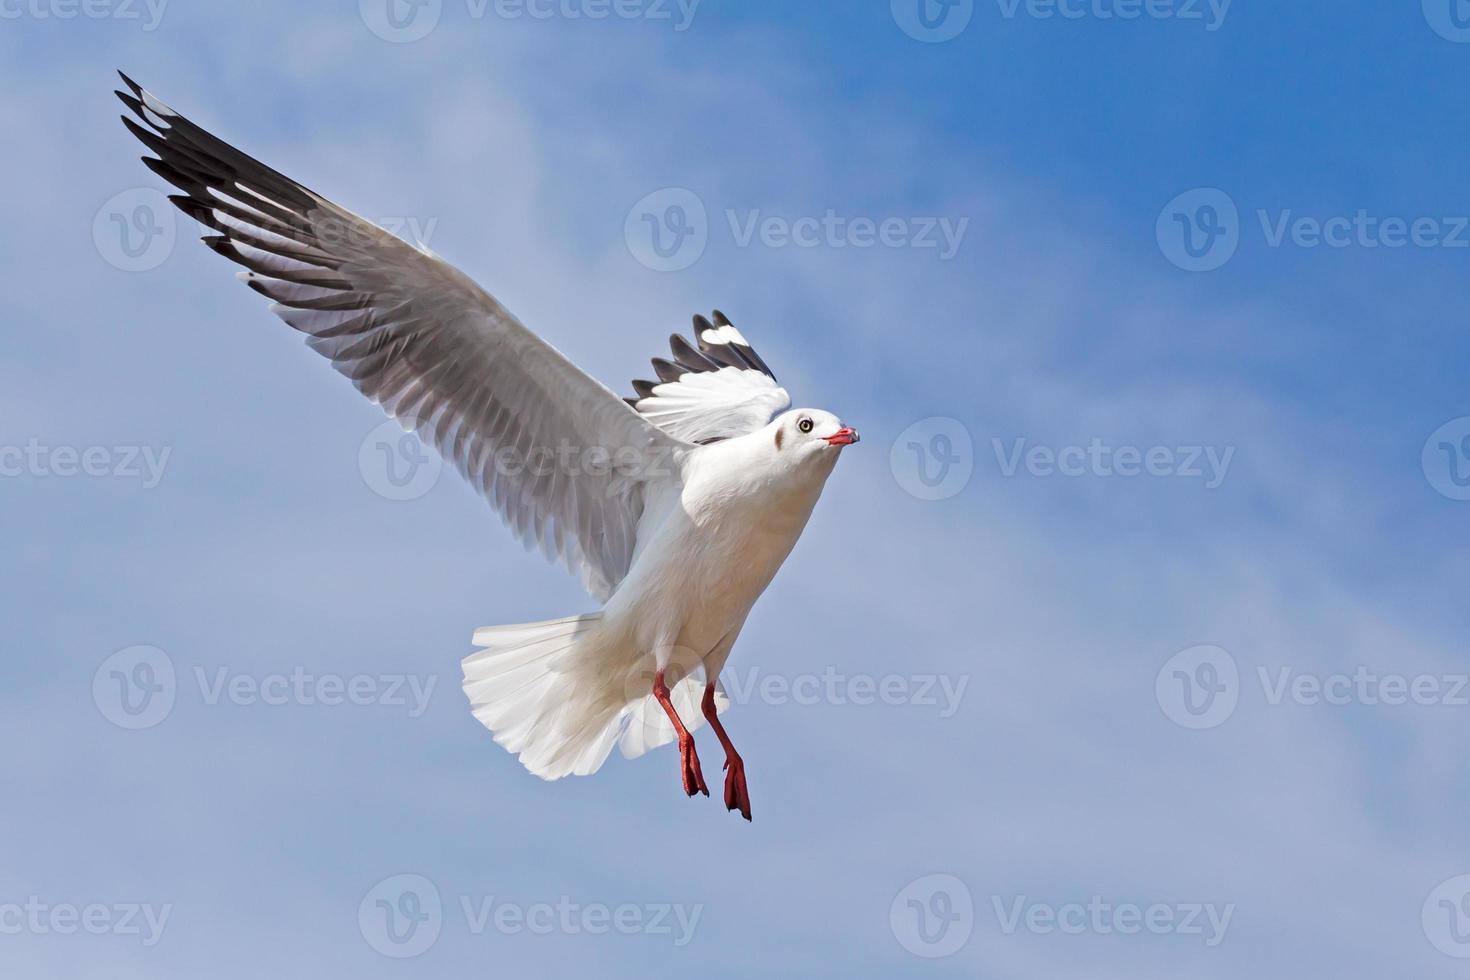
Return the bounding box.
[653,670,707,797]
[702,682,751,821]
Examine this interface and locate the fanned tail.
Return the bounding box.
[462,614,623,780]
[461,613,732,780]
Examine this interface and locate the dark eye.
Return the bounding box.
[797,417,814,434]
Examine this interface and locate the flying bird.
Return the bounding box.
[114,72,859,820]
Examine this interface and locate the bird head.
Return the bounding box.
[771,409,860,456]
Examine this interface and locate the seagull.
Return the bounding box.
[114,72,859,820]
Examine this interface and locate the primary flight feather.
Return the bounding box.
[115,72,859,820]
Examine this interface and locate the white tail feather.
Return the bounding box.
[462,613,732,781]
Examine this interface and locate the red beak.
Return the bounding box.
[824,427,860,446]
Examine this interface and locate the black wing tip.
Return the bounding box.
[670,333,721,373]
[711,309,732,326]
[200,235,236,257]
[116,69,142,95]
[650,357,684,384]
[692,313,714,335]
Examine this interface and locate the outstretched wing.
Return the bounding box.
[114,72,686,602]
[627,312,791,444]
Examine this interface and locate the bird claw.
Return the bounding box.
[723,755,751,821]
[679,736,708,797]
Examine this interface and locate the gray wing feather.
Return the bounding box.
[116,72,684,601]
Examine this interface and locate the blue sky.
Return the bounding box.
[4,0,1470,976]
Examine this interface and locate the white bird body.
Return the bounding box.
[464,417,845,781]
[116,72,858,817]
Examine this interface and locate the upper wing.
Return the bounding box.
[627,312,791,444]
[114,72,686,602]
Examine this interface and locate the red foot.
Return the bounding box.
[723,754,752,821]
[654,669,709,800]
[703,681,752,821]
[679,735,709,797]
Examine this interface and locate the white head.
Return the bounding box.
[769,409,860,458]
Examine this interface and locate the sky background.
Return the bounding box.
[4,0,1470,976]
